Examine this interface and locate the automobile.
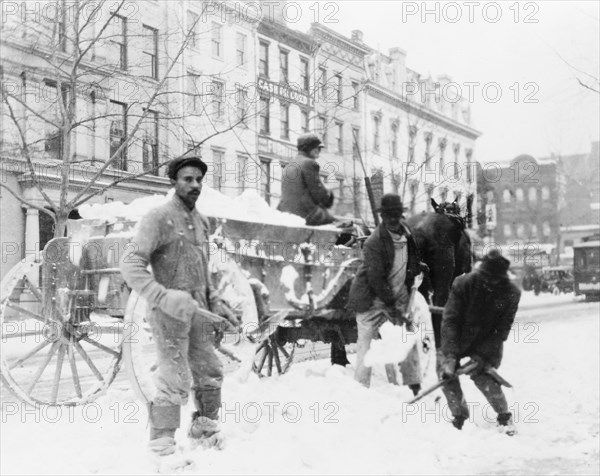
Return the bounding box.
[538,266,575,295]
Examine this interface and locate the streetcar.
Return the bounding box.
[573,234,600,301]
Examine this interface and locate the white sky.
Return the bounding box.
[293,0,600,163]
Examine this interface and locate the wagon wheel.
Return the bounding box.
[252,332,296,378]
[121,291,156,404]
[0,256,123,406]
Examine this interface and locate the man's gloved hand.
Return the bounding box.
[158,290,199,322]
[467,354,488,375]
[211,300,241,330]
[440,358,457,380]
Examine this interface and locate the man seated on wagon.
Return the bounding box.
[278,133,349,227]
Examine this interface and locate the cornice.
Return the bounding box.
[258,20,315,55]
[310,24,370,58]
[365,82,481,140]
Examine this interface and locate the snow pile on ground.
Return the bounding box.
[79,187,318,228]
[2,306,598,475]
[519,290,585,308]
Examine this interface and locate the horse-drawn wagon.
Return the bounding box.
[1,191,464,407]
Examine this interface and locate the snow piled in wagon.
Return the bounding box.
[79,187,333,229]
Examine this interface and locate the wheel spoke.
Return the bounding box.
[22,276,43,302]
[82,336,120,357]
[266,345,273,377]
[278,343,291,359]
[255,345,269,373]
[51,344,66,404]
[280,344,295,374]
[26,341,60,394]
[72,340,104,381]
[5,302,46,323]
[271,341,283,375]
[8,339,52,370]
[67,344,83,399]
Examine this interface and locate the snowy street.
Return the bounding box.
[1,293,598,475]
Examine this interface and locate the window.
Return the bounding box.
[391,123,398,158]
[465,149,473,182]
[516,188,524,201]
[187,10,198,48]
[142,109,158,174]
[300,109,309,133]
[236,32,246,66]
[109,14,127,70]
[319,67,327,100]
[142,25,158,79]
[58,0,67,52]
[211,22,222,58]
[335,74,343,104]
[439,138,447,169]
[280,102,289,139]
[424,132,432,162]
[516,224,525,237]
[542,186,550,200]
[542,221,551,236]
[529,187,537,202]
[187,73,199,112]
[503,189,511,203]
[212,149,224,191]
[352,126,361,160]
[259,41,269,77]
[531,224,538,236]
[318,116,327,148]
[335,122,343,154]
[503,224,512,237]
[259,96,270,134]
[279,49,289,82]
[408,125,418,163]
[260,158,271,204]
[300,57,309,92]
[237,86,247,124]
[212,80,224,118]
[373,115,380,152]
[352,81,360,110]
[109,100,127,170]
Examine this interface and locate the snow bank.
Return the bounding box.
[79,187,333,229]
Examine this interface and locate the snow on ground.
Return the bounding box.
[1,308,598,475]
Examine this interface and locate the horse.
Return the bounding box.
[405,199,472,347]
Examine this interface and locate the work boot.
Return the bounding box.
[408,384,421,397]
[497,412,517,436]
[189,388,223,449]
[451,416,466,430]
[148,404,180,456]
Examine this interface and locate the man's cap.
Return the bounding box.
[377,193,404,214]
[167,155,208,180]
[297,133,324,152]
[480,249,511,276]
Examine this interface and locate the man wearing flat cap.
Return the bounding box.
[121,154,237,455]
[277,133,336,226]
[347,193,426,394]
[439,249,521,434]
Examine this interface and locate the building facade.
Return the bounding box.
[1,0,481,281]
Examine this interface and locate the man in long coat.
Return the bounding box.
[439,249,521,433]
[277,133,336,226]
[346,194,425,395]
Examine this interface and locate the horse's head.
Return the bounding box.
[430,198,466,230]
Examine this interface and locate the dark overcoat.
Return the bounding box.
[277,152,334,225]
[441,266,521,368]
[346,222,421,313]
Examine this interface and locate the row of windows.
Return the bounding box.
[502,222,552,238]
[106,14,159,79]
[502,186,550,203]
[44,94,159,174]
